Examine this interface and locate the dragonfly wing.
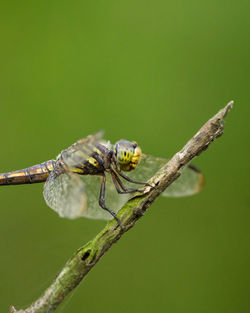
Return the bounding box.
[79,174,129,220]
[162,164,205,197]
[60,131,104,168]
[128,154,204,197]
[44,163,128,221]
[43,163,87,219]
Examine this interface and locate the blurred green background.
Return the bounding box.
[0,1,249,313]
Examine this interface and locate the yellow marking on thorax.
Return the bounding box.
[71,167,85,174]
[93,147,102,155]
[87,156,99,167]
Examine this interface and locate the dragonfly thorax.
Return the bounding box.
[114,140,142,171]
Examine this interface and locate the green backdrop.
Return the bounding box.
[0,1,249,313]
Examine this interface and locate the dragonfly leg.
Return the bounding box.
[111,157,151,187]
[110,170,141,194]
[99,174,123,229]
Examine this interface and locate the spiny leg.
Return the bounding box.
[111,157,151,186]
[99,174,122,229]
[110,170,141,194]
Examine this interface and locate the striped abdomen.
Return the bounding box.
[0,160,56,185]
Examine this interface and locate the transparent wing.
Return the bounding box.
[79,175,129,220]
[80,152,204,221]
[128,154,205,197]
[60,131,104,168]
[43,162,128,221]
[43,163,87,219]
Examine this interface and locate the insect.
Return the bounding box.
[0,132,204,226]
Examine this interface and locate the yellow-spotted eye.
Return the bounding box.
[114,140,142,171]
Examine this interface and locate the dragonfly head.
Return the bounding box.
[114,140,142,171]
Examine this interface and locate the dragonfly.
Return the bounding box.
[0,132,204,226]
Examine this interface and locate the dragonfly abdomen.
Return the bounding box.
[0,160,56,185]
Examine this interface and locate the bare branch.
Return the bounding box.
[10,101,234,313]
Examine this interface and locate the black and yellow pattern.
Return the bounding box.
[0,132,204,223]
